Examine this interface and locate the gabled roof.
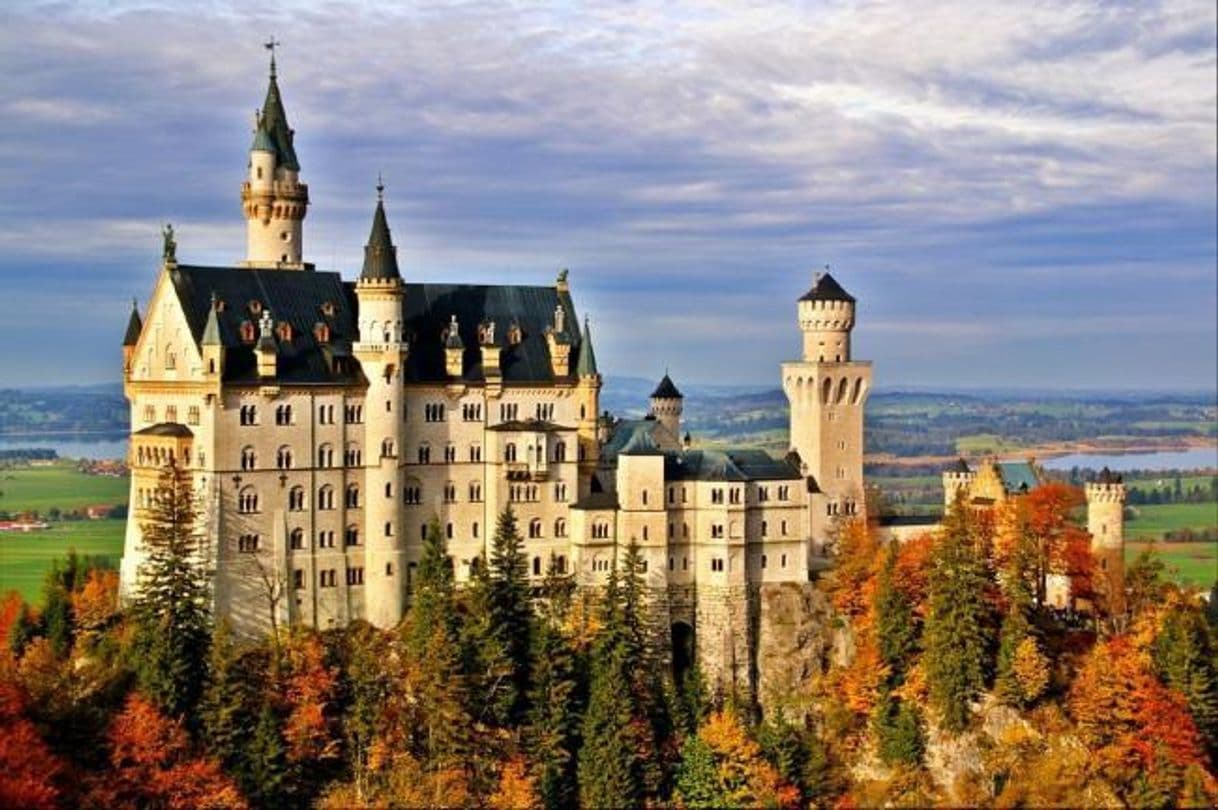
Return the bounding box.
[663,448,802,482]
[123,300,143,346]
[651,373,683,399]
[168,265,362,385]
[799,272,855,303]
[997,461,1039,494]
[360,195,401,281]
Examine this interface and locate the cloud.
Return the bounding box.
[0,0,1213,389]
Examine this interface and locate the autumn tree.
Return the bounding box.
[924,500,994,732]
[995,482,1089,608]
[0,681,63,809]
[826,518,879,617]
[130,459,213,718]
[1152,602,1218,761]
[675,709,798,808]
[871,692,924,767]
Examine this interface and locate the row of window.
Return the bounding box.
[141,404,201,425]
[238,403,364,426]
[302,567,364,589]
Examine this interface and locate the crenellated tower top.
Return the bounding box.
[798,269,856,363]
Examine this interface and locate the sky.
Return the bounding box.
[0,0,1215,392]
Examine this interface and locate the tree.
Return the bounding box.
[1152,603,1218,761]
[200,620,258,780]
[871,692,924,766]
[994,580,1047,709]
[130,459,213,718]
[407,517,457,659]
[924,500,994,732]
[245,701,289,807]
[0,682,63,809]
[40,561,73,658]
[487,507,533,725]
[994,482,1089,608]
[685,709,799,808]
[489,756,539,809]
[825,518,879,617]
[874,541,917,687]
[674,736,726,808]
[527,561,581,810]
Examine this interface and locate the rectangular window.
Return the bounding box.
[143,404,155,423]
[347,567,365,586]
[187,405,200,425]
[293,569,304,589]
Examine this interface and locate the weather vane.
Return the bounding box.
[376,172,385,201]
[264,36,281,77]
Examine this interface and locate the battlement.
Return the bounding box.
[1085,481,1126,503]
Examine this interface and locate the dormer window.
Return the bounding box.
[277,321,293,342]
[320,301,336,318]
[248,300,263,316]
[314,322,330,343]
[507,322,523,346]
[214,298,226,313]
[239,320,256,343]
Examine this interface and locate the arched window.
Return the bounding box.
[836,377,849,404]
[417,443,431,464]
[318,485,335,511]
[554,441,566,463]
[164,345,176,370]
[555,518,567,538]
[275,404,293,425]
[533,556,542,576]
[345,484,360,509]
[237,533,258,552]
[344,443,362,467]
[821,377,832,404]
[276,445,293,469]
[289,486,305,511]
[289,528,305,550]
[529,518,543,539]
[318,443,334,468]
[345,525,360,547]
[382,438,396,458]
[505,442,517,462]
[240,446,256,471]
[238,487,259,514]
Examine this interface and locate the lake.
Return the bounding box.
[1042,447,1218,473]
[0,433,128,461]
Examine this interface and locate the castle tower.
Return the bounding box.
[240,47,309,269]
[942,458,977,510]
[649,373,683,450]
[575,316,602,497]
[1086,467,1127,613]
[122,298,142,375]
[352,181,407,627]
[780,272,872,546]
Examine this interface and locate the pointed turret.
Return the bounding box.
[123,298,143,346]
[649,372,683,449]
[201,293,222,346]
[360,181,401,282]
[201,292,224,379]
[259,61,299,171]
[576,316,598,377]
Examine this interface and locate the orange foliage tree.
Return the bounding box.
[826,518,880,618]
[995,482,1091,607]
[489,756,539,809]
[695,709,801,809]
[0,681,63,809]
[71,569,119,635]
[89,692,246,809]
[281,632,342,766]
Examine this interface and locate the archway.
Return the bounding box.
[671,621,696,688]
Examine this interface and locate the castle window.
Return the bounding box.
[240,321,256,344]
[712,488,724,505]
[417,444,431,464]
[314,323,331,344]
[143,404,155,423]
[165,405,178,423]
[345,485,360,509]
[505,443,517,463]
[532,556,542,576]
[529,518,543,539]
[238,487,259,514]
[554,482,567,502]
[642,527,649,541]
[276,446,293,470]
[318,443,334,467]
[761,520,768,537]
[642,490,648,506]
[239,405,257,426]
[319,569,337,588]
[592,522,610,540]
[469,482,482,502]
[345,526,360,547]
[499,403,519,422]
[405,483,422,504]
[240,446,256,471]
[683,523,690,539]
[472,521,480,538]
[277,322,293,342]
[385,482,393,498]
[669,557,675,571]
[668,487,674,504]
[289,528,305,550]
[759,487,769,502]
[344,404,363,424]
[384,522,393,537]
[711,524,724,539]
[347,567,364,586]
[554,441,566,463]
[462,402,483,421]
[187,406,200,425]
[444,444,457,463]
[293,569,304,589]
[711,558,724,572]
[289,486,305,511]
[320,301,336,318]
[536,402,554,421]
[761,554,768,569]
[555,518,567,538]
[275,404,293,425]
[781,520,789,536]
[444,482,457,503]
[318,485,335,510]
[424,403,446,422]
[683,557,688,571]
[164,345,176,370]
[344,444,362,467]
[469,444,483,463]
[778,485,789,501]
[382,438,396,458]
[238,534,259,553]
[318,531,336,549]
[781,553,788,568]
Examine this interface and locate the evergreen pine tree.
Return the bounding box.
[874,541,916,686]
[527,607,580,809]
[200,619,258,777]
[41,558,75,657]
[924,500,993,732]
[407,516,457,659]
[487,507,532,725]
[246,701,289,807]
[1152,604,1218,760]
[618,539,669,796]
[130,458,213,718]
[578,564,642,808]
[6,601,38,656]
[462,552,515,726]
[871,692,924,766]
[757,713,809,801]
[673,736,725,809]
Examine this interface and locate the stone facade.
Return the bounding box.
[119,58,871,698]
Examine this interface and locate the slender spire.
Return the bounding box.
[259,38,298,171]
[201,292,222,346]
[123,298,143,346]
[360,179,401,281]
[576,316,598,376]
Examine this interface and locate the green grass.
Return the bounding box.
[955,433,1023,455]
[1126,541,1217,590]
[0,462,128,514]
[1125,501,1218,539]
[0,519,125,604]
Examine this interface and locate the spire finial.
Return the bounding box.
[376,173,384,202]
[264,36,280,78]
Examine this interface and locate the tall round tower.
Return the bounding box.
[240,49,309,269]
[353,181,407,627]
[649,372,683,448]
[799,272,855,363]
[1086,467,1127,613]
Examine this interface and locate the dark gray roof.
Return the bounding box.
[651,373,683,399]
[575,318,598,377]
[619,427,665,456]
[487,419,576,433]
[664,448,802,482]
[134,422,193,438]
[799,272,855,303]
[948,457,971,474]
[401,282,583,384]
[260,75,299,171]
[602,419,664,460]
[169,265,363,385]
[123,300,143,346]
[571,491,619,511]
[360,196,400,281]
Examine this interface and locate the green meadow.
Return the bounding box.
[0,518,126,604]
[1125,501,1218,539]
[1126,540,1217,590]
[0,462,128,514]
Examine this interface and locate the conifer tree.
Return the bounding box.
[924,500,993,732]
[200,619,258,778]
[41,561,74,658]
[618,539,669,795]
[673,736,724,808]
[526,582,580,808]
[130,459,212,718]
[487,507,532,725]
[1152,604,1218,761]
[407,517,457,659]
[462,552,514,726]
[871,692,924,766]
[246,701,289,806]
[874,541,916,686]
[578,564,642,807]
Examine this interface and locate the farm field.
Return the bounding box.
[1126,540,1217,589]
[1124,501,1218,539]
[0,462,128,514]
[0,518,125,604]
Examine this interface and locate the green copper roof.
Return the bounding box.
[260,75,300,171]
[122,299,142,346]
[997,461,1039,494]
[250,124,275,153]
[575,317,598,376]
[360,196,401,281]
[201,293,222,346]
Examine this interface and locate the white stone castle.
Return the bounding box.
[119,54,873,691]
